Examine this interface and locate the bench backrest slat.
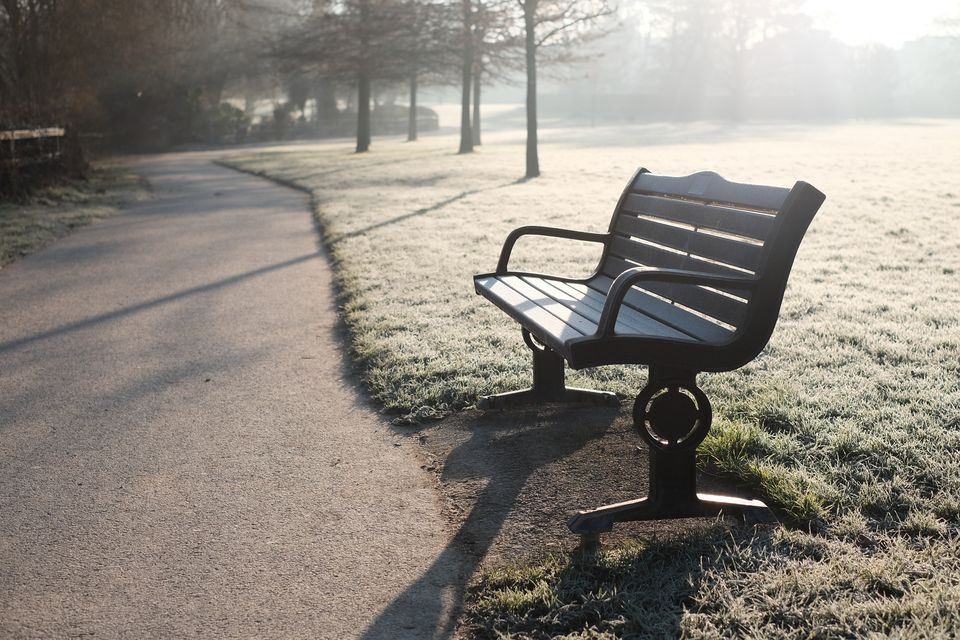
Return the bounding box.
[621,194,775,242]
[605,235,748,281]
[588,275,736,343]
[603,169,823,338]
[631,171,789,212]
[613,215,764,272]
[602,254,748,328]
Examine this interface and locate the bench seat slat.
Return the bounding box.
[497,276,600,336]
[476,276,586,349]
[621,193,774,241]
[520,276,692,340]
[526,277,676,338]
[478,274,717,352]
[633,171,789,212]
[614,215,763,272]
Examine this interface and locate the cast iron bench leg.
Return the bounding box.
[568,369,773,535]
[478,328,619,409]
[568,447,771,534]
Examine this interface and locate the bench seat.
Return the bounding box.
[475,273,714,363]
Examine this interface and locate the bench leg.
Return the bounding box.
[478,328,619,410]
[567,370,772,535]
[567,447,770,533]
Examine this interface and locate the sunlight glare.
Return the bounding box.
[804,0,958,46]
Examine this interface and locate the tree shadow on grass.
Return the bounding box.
[263,154,415,185]
[464,521,780,639]
[326,178,526,247]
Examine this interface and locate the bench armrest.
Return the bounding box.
[597,267,759,338]
[496,226,611,274]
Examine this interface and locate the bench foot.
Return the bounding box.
[479,328,619,410]
[568,493,771,534]
[478,386,619,410]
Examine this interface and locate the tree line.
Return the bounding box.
[264,0,614,177]
[3,0,957,179]
[0,0,613,178]
[573,0,960,122]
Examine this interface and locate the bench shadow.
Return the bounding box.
[359,405,624,640]
[358,399,767,638]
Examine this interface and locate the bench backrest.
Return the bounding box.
[603,169,825,349]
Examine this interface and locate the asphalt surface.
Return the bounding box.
[0,154,464,639]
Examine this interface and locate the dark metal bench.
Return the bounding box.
[473,168,825,535]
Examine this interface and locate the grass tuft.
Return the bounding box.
[698,418,829,526]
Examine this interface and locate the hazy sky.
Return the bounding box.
[804,0,958,46]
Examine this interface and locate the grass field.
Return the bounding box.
[0,168,147,268]
[225,120,960,637]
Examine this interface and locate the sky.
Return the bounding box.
[803,0,959,47]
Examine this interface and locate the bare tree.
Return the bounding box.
[516,0,613,178]
[470,0,521,145]
[852,44,898,117]
[394,0,458,141]
[0,0,98,112]
[356,0,373,150]
[278,0,410,152]
[644,0,722,120]
[0,1,156,116]
[721,0,799,121]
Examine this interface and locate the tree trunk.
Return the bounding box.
[458,0,474,154]
[407,71,418,141]
[357,0,371,152]
[472,67,481,146]
[357,70,371,152]
[524,4,540,178]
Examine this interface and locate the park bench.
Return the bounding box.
[473,168,825,535]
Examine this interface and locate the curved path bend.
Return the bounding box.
[0,154,464,639]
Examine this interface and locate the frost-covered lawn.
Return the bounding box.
[0,168,147,268]
[225,121,960,637]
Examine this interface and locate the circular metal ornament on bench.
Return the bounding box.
[521,327,546,352]
[634,382,712,450]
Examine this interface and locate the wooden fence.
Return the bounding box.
[0,127,67,195]
[0,127,66,167]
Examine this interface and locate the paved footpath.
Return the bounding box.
[0,154,464,639]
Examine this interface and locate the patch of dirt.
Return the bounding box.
[411,401,758,569]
